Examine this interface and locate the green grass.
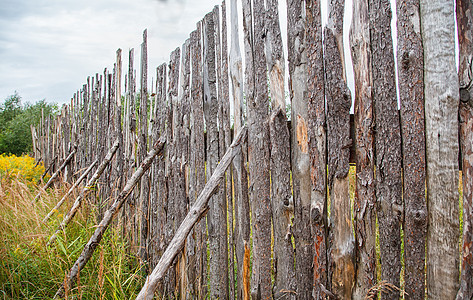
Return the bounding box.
[0,174,145,299]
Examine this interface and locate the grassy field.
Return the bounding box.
[0,155,144,299]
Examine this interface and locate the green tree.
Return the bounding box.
[0,93,57,155]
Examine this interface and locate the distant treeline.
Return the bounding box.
[0,92,57,155]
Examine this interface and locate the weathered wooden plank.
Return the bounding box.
[53,136,166,299]
[176,37,191,297]
[163,47,180,298]
[306,0,328,298]
[286,0,313,297]
[220,2,235,298]
[243,1,272,298]
[396,0,427,299]
[422,0,461,298]
[456,0,473,298]
[324,0,355,298]
[204,9,228,299]
[369,0,403,297]
[136,126,247,300]
[139,29,150,266]
[190,22,208,299]
[229,1,251,298]
[266,0,296,298]
[349,0,376,297]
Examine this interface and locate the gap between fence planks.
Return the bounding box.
[47,139,120,246]
[136,125,247,300]
[43,159,98,223]
[33,148,77,203]
[53,136,166,299]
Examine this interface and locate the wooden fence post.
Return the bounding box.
[306,0,328,298]
[456,0,473,298]
[396,0,427,298]
[349,0,376,297]
[370,0,403,297]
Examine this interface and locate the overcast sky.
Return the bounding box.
[0,0,408,107]
[0,0,237,104]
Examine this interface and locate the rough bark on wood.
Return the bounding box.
[349,0,376,297]
[287,0,313,297]
[139,29,150,266]
[229,1,251,298]
[266,0,296,298]
[43,159,98,223]
[244,1,272,298]
[190,22,208,299]
[164,47,180,298]
[136,126,247,300]
[457,0,473,298]
[306,0,328,298]
[324,0,355,298]
[176,37,191,298]
[369,0,403,297]
[47,139,120,246]
[33,148,77,203]
[204,10,228,299]
[421,0,461,298]
[54,136,165,299]
[396,0,427,299]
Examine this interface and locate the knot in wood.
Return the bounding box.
[311,207,323,224]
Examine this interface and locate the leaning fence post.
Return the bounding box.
[53,136,166,299]
[33,147,77,203]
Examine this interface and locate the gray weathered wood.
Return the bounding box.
[136,126,247,300]
[324,0,355,298]
[139,29,150,265]
[349,0,376,297]
[306,0,328,298]
[266,0,296,298]
[286,0,313,297]
[190,22,208,299]
[421,0,461,297]
[369,0,403,297]
[244,1,272,298]
[396,0,427,299]
[204,9,228,299]
[220,2,235,299]
[53,136,166,299]
[456,0,473,298]
[229,0,251,298]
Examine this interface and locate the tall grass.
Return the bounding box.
[0,156,145,299]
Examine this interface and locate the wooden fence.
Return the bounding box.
[32,0,473,299]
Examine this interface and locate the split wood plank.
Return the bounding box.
[396,0,427,298]
[306,0,328,298]
[229,0,251,298]
[456,0,473,298]
[324,0,355,298]
[349,0,376,297]
[369,0,403,297]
